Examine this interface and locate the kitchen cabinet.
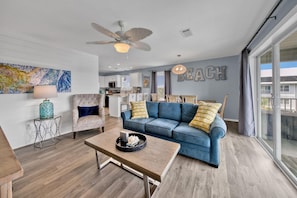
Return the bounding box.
[104,75,121,87]
[108,94,126,117]
[130,72,142,87]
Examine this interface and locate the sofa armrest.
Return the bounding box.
[99,107,105,121]
[121,110,132,120]
[121,110,132,127]
[72,109,79,129]
[210,115,227,138]
[208,115,227,167]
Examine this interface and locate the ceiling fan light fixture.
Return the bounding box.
[114,42,130,53]
[172,64,187,75]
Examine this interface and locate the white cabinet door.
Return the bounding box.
[104,75,121,87]
[121,75,130,88]
[130,72,142,87]
[115,75,121,87]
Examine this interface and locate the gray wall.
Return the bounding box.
[171,55,240,121]
[114,55,240,121]
[0,35,99,149]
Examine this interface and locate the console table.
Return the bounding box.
[33,115,61,148]
[0,127,23,198]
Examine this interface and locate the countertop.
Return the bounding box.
[108,94,128,97]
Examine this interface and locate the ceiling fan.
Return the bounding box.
[86,20,153,53]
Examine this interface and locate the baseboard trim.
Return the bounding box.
[223,118,238,122]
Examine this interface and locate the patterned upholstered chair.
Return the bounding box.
[166,95,181,103]
[151,93,158,102]
[120,93,137,111]
[219,94,228,119]
[72,94,105,139]
[181,95,197,104]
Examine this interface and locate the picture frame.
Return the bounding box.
[143,76,150,88]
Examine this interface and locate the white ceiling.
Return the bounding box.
[0,0,277,74]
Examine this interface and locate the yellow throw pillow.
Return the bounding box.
[130,100,149,119]
[189,102,222,133]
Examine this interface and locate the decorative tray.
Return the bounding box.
[116,133,147,152]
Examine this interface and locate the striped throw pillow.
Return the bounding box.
[189,102,222,133]
[130,100,149,119]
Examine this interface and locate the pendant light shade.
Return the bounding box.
[171,64,187,75]
[171,54,187,74]
[114,43,130,53]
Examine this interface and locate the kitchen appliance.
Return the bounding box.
[108,81,116,88]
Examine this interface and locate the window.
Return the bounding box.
[261,85,271,94]
[156,71,165,100]
[280,85,289,93]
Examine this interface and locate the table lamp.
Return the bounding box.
[33,85,57,119]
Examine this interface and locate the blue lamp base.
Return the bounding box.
[39,99,54,119]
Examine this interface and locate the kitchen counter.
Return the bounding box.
[108,94,128,117]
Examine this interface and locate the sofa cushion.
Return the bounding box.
[159,102,181,121]
[123,118,155,133]
[145,118,179,137]
[181,103,198,123]
[189,102,222,133]
[173,122,210,148]
[78,105,99,118]
[146,101,159,118]
[130,100,149,119]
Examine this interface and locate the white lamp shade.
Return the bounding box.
[171,64,187,75]
[114,42,130,53]
[34,85,57,99]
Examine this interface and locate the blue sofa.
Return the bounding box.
[121,101,227,167]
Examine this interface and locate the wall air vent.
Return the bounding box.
[180,28,192,37]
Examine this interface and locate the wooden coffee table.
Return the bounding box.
[84,128,180,198]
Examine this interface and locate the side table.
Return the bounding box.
[33,115,62,148]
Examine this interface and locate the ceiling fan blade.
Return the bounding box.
[86,41,116,44]
[124,28,152,42]
[91,23,121,40]
[130,41,151,51]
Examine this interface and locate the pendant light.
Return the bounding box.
[171,54,187,75]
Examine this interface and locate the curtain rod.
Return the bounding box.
[244,0,283,50]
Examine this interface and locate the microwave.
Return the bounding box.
[108,81,116,88]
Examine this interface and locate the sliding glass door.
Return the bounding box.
[259,49,274,151]
[257,29,297,182]
[279,31,297,177]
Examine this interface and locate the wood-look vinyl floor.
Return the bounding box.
[13,116,297,198]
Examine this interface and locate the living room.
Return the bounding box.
[1,0,297,197]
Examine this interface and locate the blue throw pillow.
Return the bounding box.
[146,101,159,118]
[78,105,99,117]
[181,103,198,123]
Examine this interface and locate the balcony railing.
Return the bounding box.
[261,97,297,113]
[261,96,297,140]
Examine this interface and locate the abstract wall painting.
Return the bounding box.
[0,62,71,94]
